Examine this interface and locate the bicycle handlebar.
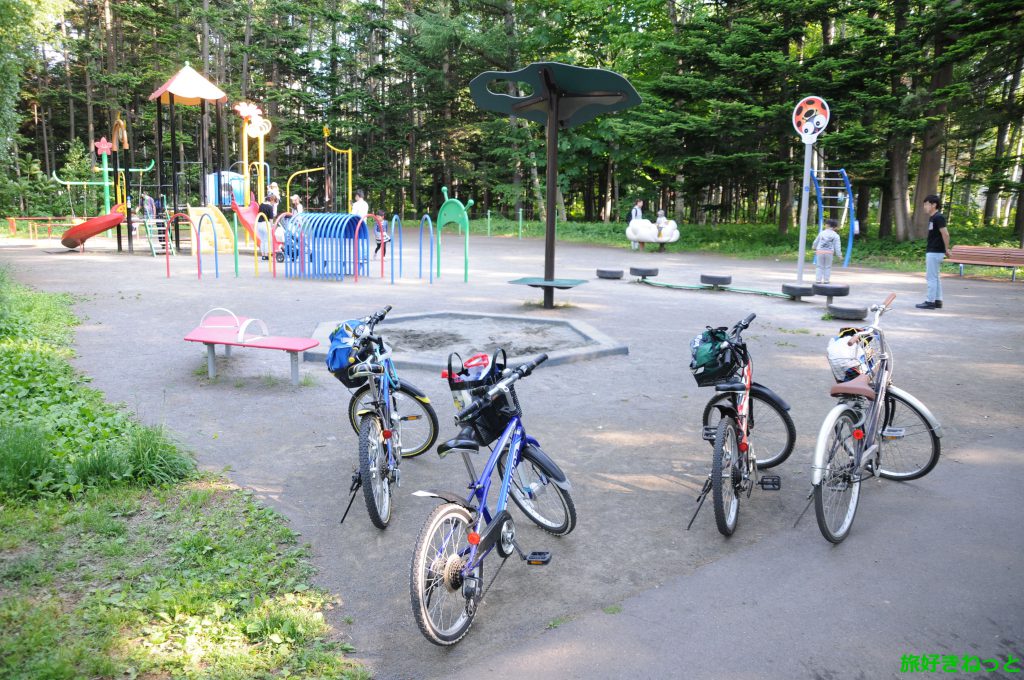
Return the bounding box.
[364,305,393,328]
[847,293,896,346]
[455,353,548,423]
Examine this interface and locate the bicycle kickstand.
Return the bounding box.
[792,487,814,528]
[687,477,713,530]
[339,470,363,525]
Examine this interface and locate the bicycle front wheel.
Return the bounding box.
[813,407,862,544]
[499,444,577,536]
[703,390,796,469]
[358,415,392,529]
[348,383,439,458]
[410,503,480,646]
[877,391,940,481]
[711,417,740,536]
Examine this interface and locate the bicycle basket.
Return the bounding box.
[326,319,369,388]
[445,348,521,445]
[826,328,869,383]
[690,327,737,386]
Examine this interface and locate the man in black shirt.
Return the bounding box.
[916,194,951,310]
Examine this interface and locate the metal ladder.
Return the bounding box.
[810,166,857,268]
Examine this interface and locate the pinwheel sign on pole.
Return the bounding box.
[793,96,830,282]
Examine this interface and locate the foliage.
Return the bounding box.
[0,479,367,678]
[0,0,1020,242]
[0,267,193,499]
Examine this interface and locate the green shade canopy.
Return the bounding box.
[469,62,641,130]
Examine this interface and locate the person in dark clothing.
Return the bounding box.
[256,194,279,259]
[916,194,951,310]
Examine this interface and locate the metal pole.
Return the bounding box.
[518,208,523,239]
[487,210,491,236]
[543,79,559,309]
[169,93,180,251]
[796,142,813,283]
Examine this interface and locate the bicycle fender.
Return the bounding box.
[887,386,943,438]
[812,404,855,485]
[399,380,431,404]
[522,439,571,491]
[751,382,791,411]
[411,489,473,510]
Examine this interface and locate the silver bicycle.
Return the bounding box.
[810,294,943,543]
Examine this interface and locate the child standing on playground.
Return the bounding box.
[811,218,843,284]
[351,189,368,219]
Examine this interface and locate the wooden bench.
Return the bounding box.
[946,245,1024,282]
[184,308,319,386]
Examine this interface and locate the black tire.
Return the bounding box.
[877,392,941,481]
[702,390,796,469]
[711,417,740,536]
[358,415,392,529]
[410,503,481,646]
[498,444,577,536]
[813,407,862,544]
[347,382,439,457]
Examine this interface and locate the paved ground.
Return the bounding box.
[2,230,1022,679]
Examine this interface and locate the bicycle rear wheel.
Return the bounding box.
[877,391,940,481]
[703,390,796,469]
[813,407,861,544]
[410,503,480,646]
[711,417,740,536]
[499,444,577,536]
[348,383,439,457]
[358,415,392,529]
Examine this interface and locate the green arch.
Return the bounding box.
[435,186,474,282]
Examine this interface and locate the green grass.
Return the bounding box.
[0,267,366,678]
[0,480,367,679]
[465,217,1022,277]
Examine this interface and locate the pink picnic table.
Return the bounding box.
[184,308,319,386]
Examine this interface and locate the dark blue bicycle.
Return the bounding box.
[327,306,439,529]
[410,350,575,645]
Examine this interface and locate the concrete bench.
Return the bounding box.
[946,245,1024,281]
[184,308,319,386]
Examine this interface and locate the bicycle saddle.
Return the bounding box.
[714,381,746,392]
[829,373,875,400]
[438,425,480,456]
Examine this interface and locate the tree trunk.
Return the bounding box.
[891,136,912,240]
[909,17,954,238]
[603,159,614,223]
[60,21,75,141]
[856,184,871,238]
[983,56,1021,225]
[241,0,254,100]
[529,151,543,220]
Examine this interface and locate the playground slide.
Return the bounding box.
[60,210,125,249]
[188,205,236,254]
[230,198,262,245]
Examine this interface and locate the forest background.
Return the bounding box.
[1,0,1022,245]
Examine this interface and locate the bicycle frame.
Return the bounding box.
[454,416,531,572]
[356,342,402,464]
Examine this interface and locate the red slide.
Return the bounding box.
[61,210,125,250]
[230,198,261,244]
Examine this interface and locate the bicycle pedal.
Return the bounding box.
[881,426,905,441]
[758,475,781,491]
[525,551,551,566]
[702,426,718,442]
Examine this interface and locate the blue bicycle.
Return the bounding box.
[410,351,575,645]
[327,306,439,529]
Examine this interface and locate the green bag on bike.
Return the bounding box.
[690,327,735,386]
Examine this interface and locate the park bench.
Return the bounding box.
[184,308,318,386]
[946,245,1024,282]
